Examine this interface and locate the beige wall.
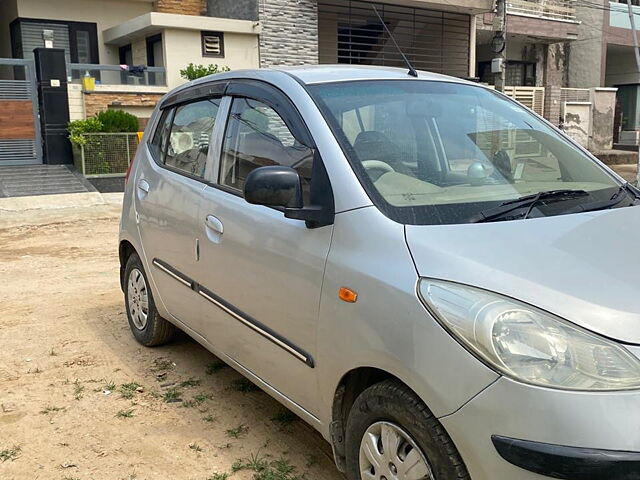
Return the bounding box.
[16,0,153,64]
[132,37,147,65]
[0,0,19,58]
[163,28,259,88]
[67,83,85,120]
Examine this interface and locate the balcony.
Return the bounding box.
[507,0,577,22]
[68,64,167,88]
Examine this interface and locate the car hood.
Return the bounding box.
[406,206,640,344]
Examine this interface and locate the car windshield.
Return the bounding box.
[310,80,630,225]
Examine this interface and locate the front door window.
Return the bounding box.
[219,97,314,203]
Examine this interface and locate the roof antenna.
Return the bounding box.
[371,5,418,77]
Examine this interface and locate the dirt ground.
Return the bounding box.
[0,201,343,480]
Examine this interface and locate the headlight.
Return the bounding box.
[419,278,640,391]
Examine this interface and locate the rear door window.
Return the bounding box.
[164,99,221,178]
[149,109,173,162]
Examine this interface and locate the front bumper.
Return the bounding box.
[440,364,640,480]
[491,435,640,480]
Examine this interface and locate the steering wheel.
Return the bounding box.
[362,160,395,181]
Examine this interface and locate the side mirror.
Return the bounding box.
[244,165,334,228]
[244,166,303,208]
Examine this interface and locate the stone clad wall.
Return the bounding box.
[83,92,164,118]
[259,0,319,67]
[153,0,206,15]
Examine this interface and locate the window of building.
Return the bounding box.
[10,19,98,64]
[201,31,224,57]
[119,44,133,65]
[146,34,164,67]
[164,99,221,178]
[219,98,314,202]
[478,61,536,86]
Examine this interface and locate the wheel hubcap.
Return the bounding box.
[359,421,434,480]
[127,268,149,330]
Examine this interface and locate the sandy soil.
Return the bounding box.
[0,203,342,480]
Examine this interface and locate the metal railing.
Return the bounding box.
[68,64,166,87]
[507,0,577,22]
[72,133,139,177]
[560,87,590,104]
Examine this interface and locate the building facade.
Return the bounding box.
[0,0,261,125]
[208,0,493,78]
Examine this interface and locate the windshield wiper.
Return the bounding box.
[470,189,589,223]
[560,185,636,214]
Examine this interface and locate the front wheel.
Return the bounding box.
[124,253,175,346]
[345,379,470,480]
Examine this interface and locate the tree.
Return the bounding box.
[179,63,230,81]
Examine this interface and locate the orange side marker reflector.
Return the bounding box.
[339,287,358,303]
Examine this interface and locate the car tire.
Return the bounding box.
[124,253,175,346]
[345,379,470,480]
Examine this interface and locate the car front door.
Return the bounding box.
[195,84,333,416]
[135,96,222,334]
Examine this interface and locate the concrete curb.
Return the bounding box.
[0,192,106,212]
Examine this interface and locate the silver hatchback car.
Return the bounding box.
[120,66,640,480]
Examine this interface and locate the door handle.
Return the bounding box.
[205,215,224,235]
[137,179,150,193]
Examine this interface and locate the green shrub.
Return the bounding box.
[67,117,103,146]
[95,109,139,133]
[180,63,230,81]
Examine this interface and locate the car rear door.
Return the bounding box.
[194,81,334,417]
[134,94,222,334]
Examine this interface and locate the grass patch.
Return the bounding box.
[230,378,260,393]
[103,380,116,391]
[40,405,64,415]
[183,392,213,408]
[203,414,217,423]
[73,380,85,400]
[207,474,229,480]
[116,409,134,419]
[304,453,320,468]
[233,454,302,480]
[205,361,227,375]
[0,445,20,462]
[151,358,174,371]
[120,382,141,399]
[270,410,297,430]
[189,442,203,453]
[179,377,201,388]
[226,424,249,439]
[163,387,183,403]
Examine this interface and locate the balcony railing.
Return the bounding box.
[67,64,166,87]
[507,0,577,22]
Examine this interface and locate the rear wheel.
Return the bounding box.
[124,253,175,346]
[345,379,470,480]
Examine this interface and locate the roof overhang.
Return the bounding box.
[103,12,261,46]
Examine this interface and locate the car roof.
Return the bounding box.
[163,65,480,107]
[182,65,474,90]
[277,64,472,85]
